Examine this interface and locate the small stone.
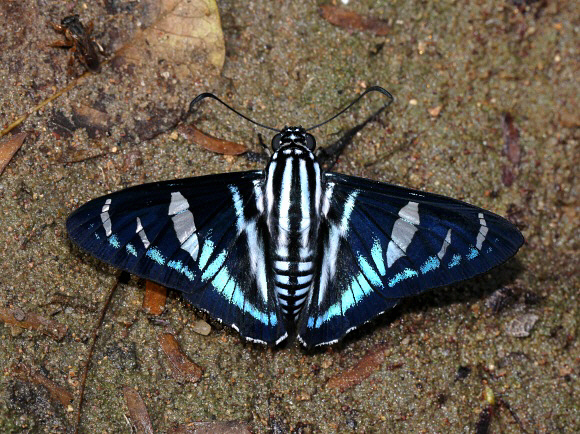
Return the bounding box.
[12,308,26,321]
[321,358,333,369]
[192,319,211,336]
[505,314,539,337]
[428,105,442,117]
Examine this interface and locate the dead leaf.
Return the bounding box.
[170,421,251,434]
[158,332,203,383]
[320,5,389,36]
[326,346,401,391]
[123,387,154,434]
[117,0,225,82]
[72,104,111,134]
[43,0,225,144]
[0,132,27,175]
[178,125,248,155]
[143,280,167,315]
[12,363,73,407]
[0,306,67,340]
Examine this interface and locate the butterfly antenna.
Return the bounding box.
[305,86,394,132]
[188,93,280,133]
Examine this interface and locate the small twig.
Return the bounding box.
[74,274,120,434]
[0,72,90,139]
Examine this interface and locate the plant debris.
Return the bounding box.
[143,280,167,315]
[12,363,73,407]
[170,421,251,434]
[0,306,67,340]
[320,5,390,36]
[485,287,516,313]
[0,132,27,175]
[158,332,203,383]
[123,386,154,434]
[326,346,401,391]
[116,0,225,81]
[178,125,248,155]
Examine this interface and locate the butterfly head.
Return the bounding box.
[272,126,316,151]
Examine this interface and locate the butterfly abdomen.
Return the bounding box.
[265,143,322,321]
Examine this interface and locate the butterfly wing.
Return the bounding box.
[296,172,524,347]
[67,170,287,345]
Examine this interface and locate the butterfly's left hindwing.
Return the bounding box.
[67,170,287,345]
[297,172,524,347]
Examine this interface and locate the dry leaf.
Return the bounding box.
[0,306,68,340]
[12,363,73,407]
[158,332,203,383]
[143,280,167,315]
[170,421,251,434]
[326,346,401,391]
[117,0,225,82]
[320,5,389,36]
[0,132,27,175]
[123,387,154,434]
[45,0,225,144]
[178,124,248,155]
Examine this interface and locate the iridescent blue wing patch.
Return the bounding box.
[296,172,524,347]
[66,170,287,345]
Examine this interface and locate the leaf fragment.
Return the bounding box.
[0,132,27,175]
[158,332,203,383]
[178,125,248,155]
[320,5,389,36]
[143,280,167,315]
[326,346,402,391]
[12,363,73,407]
[170,421,251,434]
[123,387,154,434]
[0,306,67,340]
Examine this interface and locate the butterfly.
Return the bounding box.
[66,87,524,348]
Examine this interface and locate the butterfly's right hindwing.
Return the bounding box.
[66,170,287,345]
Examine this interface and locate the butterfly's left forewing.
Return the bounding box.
[67,171,287,345]
[297,172,524,347]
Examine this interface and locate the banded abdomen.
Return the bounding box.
[265,143,322,322]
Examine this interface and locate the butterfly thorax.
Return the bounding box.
[265,140,322,322]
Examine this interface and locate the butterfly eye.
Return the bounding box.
[304,133,316,151]
[272,132,283,151]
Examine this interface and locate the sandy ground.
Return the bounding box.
[0,0,578,432]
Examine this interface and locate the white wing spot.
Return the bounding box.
[476,212,488,250]
[386,201,419,268]
[100,199,112,237]
[136,217,150,249]
[437,229,452,260]
[169,191,199,261]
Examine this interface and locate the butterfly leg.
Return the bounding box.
[316,105,388,171]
